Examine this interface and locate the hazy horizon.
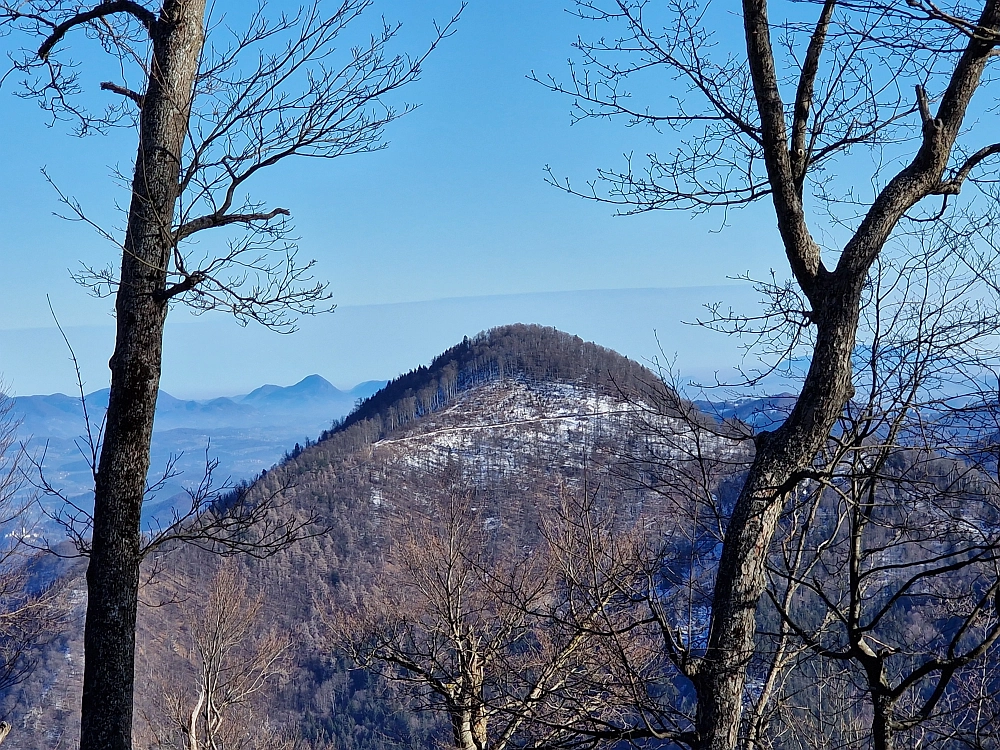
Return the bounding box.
[0,2,781,404]
[1,284,759,399]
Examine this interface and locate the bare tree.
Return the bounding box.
[137,559,292,750]
[540,2,1000,746]
[332,467,664,750]
[753,239,1000,750]
[0,394,67,740]
[534,480,705,749]
[766,454,1000,750]
[0,2,461,748]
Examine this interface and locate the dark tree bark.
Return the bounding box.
[757,251,1000,748]
[81,3,206,748]
[692,2,1000,747]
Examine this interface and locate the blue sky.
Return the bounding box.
[0,0,780,398]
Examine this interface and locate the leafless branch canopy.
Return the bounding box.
[137,560,293,750]
[538,0,1000,244]
[0,394,68,694]
[1,0,465,331]
[332,464,698,750]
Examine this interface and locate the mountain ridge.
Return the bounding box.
[9,375,385,438]
[0,323,727,750]
[4,376,387,536]
[325,323,676,444]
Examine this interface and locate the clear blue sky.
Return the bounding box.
[0,0,780,398]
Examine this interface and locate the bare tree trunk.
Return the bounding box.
[694,278,863,750]
[452,710,487,750]
[79,3,206,749]
[688,0,1000,743]
[187,689,205,750]
[871,690,893,750]
[540,0,1000,745]
[449,651,488,750]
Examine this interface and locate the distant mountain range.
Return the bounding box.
[693,393,797,432]
[13,374,385,436]
[6,364,802,542]
[7,375,386,536]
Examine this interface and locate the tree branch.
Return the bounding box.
[837,0,1000,277]
[156,271,205,302]
[100,80,143,107]
[174,208,290,242]
[915,83,933,126]
[743,0,825,302]
[935,142,1000,194]
[791,0,837,193]
[37,1,157,60]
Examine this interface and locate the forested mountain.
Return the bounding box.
[1,324,997,750]
[0,324,698,749]
[329,323,669,438]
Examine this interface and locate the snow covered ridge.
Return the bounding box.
[374,380,636,449]
[329,323,667,441]
[365,377,747,476]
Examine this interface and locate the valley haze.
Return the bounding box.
[8,375,385,535]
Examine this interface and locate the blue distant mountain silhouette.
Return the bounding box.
[12,375,385,439]
[6,376,387,535]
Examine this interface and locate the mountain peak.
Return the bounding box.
[289,374,339,394]
[328,324,665,442]
[238,375,338,405]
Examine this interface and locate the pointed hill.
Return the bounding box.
[326,323,676,442]
[241,374,342,406]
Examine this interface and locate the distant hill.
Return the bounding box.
[693,393,797,432]
[12,375,385,437]
[6,376,386,537]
